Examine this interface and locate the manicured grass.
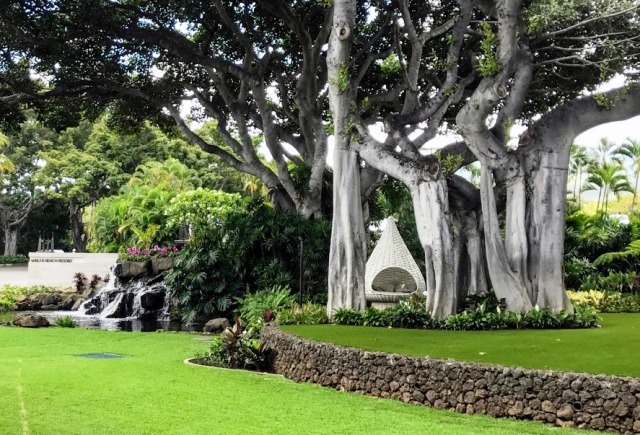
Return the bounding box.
[0,327,598,435]
[581,193,636,215]
[282,313,640,378]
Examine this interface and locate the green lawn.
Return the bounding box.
[283,313,640,378]
[0,327,599,435]
[580,193,636,215]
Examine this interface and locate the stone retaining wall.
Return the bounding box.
[261,327,640,433]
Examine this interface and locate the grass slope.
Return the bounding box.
[283,314,640,378]
[580,193,636,215]
[0,327,598,435]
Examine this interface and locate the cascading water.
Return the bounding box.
[78,263,171,320]
[100,292,124,318]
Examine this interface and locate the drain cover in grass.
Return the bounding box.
[76,353,126,359]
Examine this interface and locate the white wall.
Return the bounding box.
[28,252,119,287]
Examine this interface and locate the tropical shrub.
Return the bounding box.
[362,307,395,327]
[594,240,640,274]
[390,301,432,329]
[565,212,631,260]
[164,238,246,323]
[203,320,268,371]
[331,305,600,330]
[89,274,103,290]
[461,292,506,313]
[576,271,638,293]
[277,303,329,325]
[165,188,244,243]
[599,293,640,313]
[332,308,365,326]
[73,272,87,292]
[564,257,598,290]
[0,255,28,264]
[567,290,640,313]
[564,212,640,290]
[236,286,296,328]
[0,284,66,311]
[567,290,606,307]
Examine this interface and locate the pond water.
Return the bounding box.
[5,311,202,332]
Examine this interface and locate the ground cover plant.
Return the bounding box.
[0,327,600,435]
[283,313,640,378]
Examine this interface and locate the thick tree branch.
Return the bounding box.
[533,84,640,147]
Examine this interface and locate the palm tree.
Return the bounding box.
[569,144,589,207]
[594,137,619,167]
[615,138,640,210]
[583,161,633,212]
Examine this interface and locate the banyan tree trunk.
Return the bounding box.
[410,179,457,319]
[526,151,573,312]
[479,166,533,312]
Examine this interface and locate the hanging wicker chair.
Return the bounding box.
[365,216,426,307]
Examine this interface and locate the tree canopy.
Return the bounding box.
[1,0,639,316]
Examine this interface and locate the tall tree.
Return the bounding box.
[35,117,244,252]
[569,144,589,207]
[326,0,366,314]
[2,1,640,317]
[0,118,51,255]
[584,162,633,213]
[345,0,640,315]
[0,1,340,217]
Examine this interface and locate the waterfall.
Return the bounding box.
[77,262,171,320]
[100,292,124,318]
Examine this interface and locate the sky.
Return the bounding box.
[575,115,640,149]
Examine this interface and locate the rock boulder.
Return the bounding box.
[203,318,231,334]
[12,313,50,328]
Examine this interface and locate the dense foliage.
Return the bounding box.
[236,286,328,329]
[88,159,197,252]
[564,211,640,292]
[0,255,27,264]
[165,200,330,323]
[54,315,78,328]
[165,189,244,243]
[567,290,640,313]
[332,301,600,330]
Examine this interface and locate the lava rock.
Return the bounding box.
[151,257,174,275]
[41,293,60,306]
[140,290,165,311]
[58,294,81,310]
[203,318,231,334]
[71,298,86,311]
[40,304,59,311]
[12,313,50,328]
[81,288,95,299]
[117,260,150,279]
